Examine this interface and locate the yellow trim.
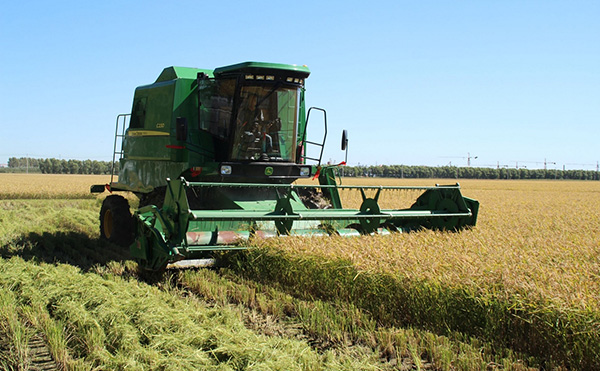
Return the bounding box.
[128,130,170,137]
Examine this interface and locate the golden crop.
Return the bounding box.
[0,174,111,199]
[267,178,600,312]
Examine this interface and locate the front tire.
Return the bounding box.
[100,195,134,247]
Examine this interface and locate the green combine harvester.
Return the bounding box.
[91,62,479,271]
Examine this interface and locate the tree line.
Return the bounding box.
[340,164,599,181]
[5,157,116,175]
[4,157,598,180]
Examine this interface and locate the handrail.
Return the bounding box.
[301,107,327,164]
[110,114,130,185]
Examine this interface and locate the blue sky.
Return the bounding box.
[1,0,598,170]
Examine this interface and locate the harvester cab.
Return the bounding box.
[92,62,479,271]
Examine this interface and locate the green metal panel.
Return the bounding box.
[117,159,189,193]
[120,67,214,190]
[124,82,174,160]
[214,62,310,77]
[155,66,214,83]
[318,166,343,208]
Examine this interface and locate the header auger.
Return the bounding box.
[92,62,479,271]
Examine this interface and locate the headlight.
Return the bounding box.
[300,167,310,177]
[220,165,232,175]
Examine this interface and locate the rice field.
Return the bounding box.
[1,174,599,369]
[239,178,600,368]
[0,174,111,199]
[293,178,600,312]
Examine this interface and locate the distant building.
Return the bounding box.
[0,163,7,168]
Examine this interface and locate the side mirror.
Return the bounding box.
[176,117,188,141]
[341,129,348,151]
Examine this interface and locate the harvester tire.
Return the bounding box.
[100,195,135,247]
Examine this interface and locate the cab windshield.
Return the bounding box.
[231,84,300,162]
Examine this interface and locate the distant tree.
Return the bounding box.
[8,157,17,168]
[50,158,60,174]
[82,160,93,174]
[68,159,80,174]
[39,159,50,174]
[59,159,68,174]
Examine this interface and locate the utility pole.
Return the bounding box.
[544,158,556,171]
[467,152,478,167]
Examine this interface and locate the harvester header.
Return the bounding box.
[92,61,479,271]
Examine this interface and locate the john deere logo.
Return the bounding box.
[265,167,274,176]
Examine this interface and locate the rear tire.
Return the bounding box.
[100,195,135,247]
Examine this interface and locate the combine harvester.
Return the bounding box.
[92,62,479,271]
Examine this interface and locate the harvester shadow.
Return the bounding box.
[0,231,131,272]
